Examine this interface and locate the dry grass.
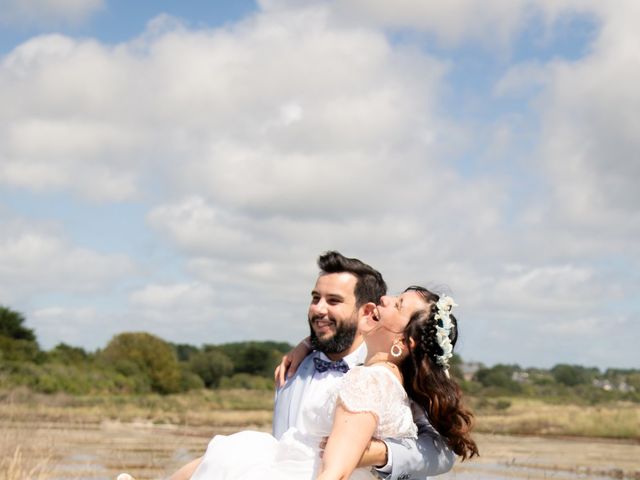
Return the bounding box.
[3,388,639,439]
[0,416,55,480]
[0,447,51,480]
[475,397,640,439]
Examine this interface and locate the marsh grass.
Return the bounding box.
[3,388,639,440]
[0,447,51,480]
[0,415,55,480]
[474,397,640,439]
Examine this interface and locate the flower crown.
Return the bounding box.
[433,295,457,377]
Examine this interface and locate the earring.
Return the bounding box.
[390,340,403,358]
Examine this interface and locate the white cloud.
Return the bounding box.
[0,9,450,206]
[130,282,217,312]
[336,0,531,47]
[127,280,307,346]
[259,0,599,48]
[495,1,640,253]
[0,217,135,302]
[30,306,101,349]
[0,0,104,27]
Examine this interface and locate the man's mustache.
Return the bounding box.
[309,316,336,324]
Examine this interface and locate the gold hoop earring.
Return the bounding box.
[390,341,403,358]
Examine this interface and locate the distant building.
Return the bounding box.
[512,371,530,383]
[592,379,636,392]
[593,379,613,391]
[461,362,482,381]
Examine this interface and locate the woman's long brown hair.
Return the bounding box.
[400,288,479,460]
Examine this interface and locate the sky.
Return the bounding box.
[1,0,638,370]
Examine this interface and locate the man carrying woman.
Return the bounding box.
[123,251,476,480]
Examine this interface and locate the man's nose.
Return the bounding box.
[310,299,328,315]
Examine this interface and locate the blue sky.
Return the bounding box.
[1,0,638,370]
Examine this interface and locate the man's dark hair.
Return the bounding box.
[317,251,387,306]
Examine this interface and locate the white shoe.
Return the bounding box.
[117,474,135,480]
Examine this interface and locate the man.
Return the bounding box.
[273,251,454,480]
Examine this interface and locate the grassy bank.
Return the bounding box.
[473,397,640,440]
[2,388,639,440]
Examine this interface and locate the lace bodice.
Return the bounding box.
[301,365,417,440]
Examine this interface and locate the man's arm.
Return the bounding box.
[274,337,312,387]
[381,433,455,479]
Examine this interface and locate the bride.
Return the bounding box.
[121,287,477,479]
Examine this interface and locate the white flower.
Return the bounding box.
[433,295,457,371]
[437,295,458,311]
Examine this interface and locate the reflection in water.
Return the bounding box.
[5,419,639,480]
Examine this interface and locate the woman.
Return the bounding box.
[122,287,477,480]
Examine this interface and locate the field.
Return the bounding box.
[2,390,640,480]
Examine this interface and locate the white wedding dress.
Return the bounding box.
[190,365,418,480]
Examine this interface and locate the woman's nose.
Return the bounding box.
[380,295,394,306]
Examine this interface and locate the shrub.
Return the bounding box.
[100,332,182,394]
[0,337,42,363]
[188,350,234,388]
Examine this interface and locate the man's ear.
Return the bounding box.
[408,337,417,350]
[361,302,378,320]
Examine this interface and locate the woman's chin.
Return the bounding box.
[359,318,379,335]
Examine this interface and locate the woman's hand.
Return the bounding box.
[274,337,312,387]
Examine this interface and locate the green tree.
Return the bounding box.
[475,364,522,393]
[0,336,42,362]
[0,306,36,341]
[48,343,89,364]
[551,364,599,387]
[0,306,41,362]
[189,349,234,388]
[101,332,182,394]
[216,342,287,377]
[449,353,464,381]
[172,342,199,362]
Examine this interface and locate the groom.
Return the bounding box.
[273,251,454,480]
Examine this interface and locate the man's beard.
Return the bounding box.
[309,318,358,354]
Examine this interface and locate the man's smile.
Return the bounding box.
[312,318,335,333]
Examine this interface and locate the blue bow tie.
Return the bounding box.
[313,357,350,374]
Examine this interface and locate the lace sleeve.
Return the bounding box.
[337,365,417,439]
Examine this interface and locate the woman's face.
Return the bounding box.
[362,290,427,353]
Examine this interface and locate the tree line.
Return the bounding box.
[0,305,290,394]
[1,305,639,403]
